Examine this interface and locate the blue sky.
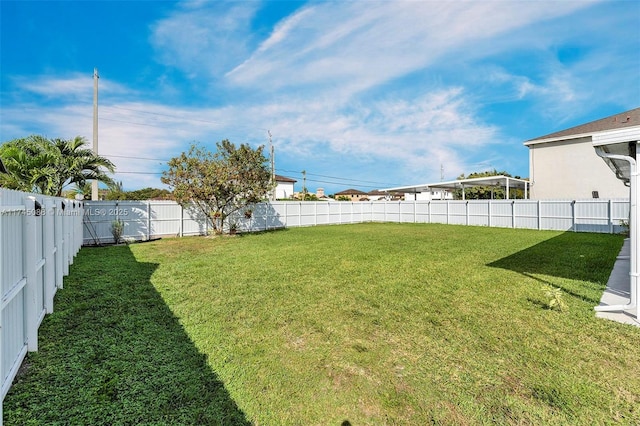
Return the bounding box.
[1,0,639,194]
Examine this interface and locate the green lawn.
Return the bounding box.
[5,223,640,425]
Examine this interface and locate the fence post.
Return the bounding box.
[206,206,211,235]
[465,201,469,226]
[74,202,80,257]
[572,200,576,232]
[179,204,184,237]
[282,201,287,229]
[43,200,55,313]
[537,200,542,230]
[147,201,151,240]
[70,202,77,252]
[446,201,450,225]
[67,202,74,263]
[488,200,492,227]
[511,200,516,228]
[61,202,70,276]
[64,202,72,266]
[77,202,83,252]
[54,200,64,289]
[70,202,77,255]
[608,199,613,234]
[23,196,38,351]
[428,201,431,224]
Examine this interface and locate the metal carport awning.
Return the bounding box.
[380,175,530,200]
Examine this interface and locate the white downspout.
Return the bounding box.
[594,147,637,317]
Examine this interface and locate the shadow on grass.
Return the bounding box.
[4,245,250,425]
[488,231,624,305]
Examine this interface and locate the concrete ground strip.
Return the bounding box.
[595,238,640,327]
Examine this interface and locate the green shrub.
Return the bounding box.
[110,219,124,244]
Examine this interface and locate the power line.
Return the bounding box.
[104,105,268,130]
[100,117,178,129]
[40,108,267,133]
[277,169,401,187]
[104,154,168,162]
[303,177,383,190]
[111,171,388,190]
[115,171,164,175]
[57,99,269,132]
[101,154,398,188]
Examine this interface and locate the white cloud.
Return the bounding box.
[5,0,635,192]
[13,73,132,101]
[150,1,260,78]
[226,0,592,97]
[229,87,498,183]
[0,70,504,189]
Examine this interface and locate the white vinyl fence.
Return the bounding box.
[1,188,83,420]
[83,199,630,244]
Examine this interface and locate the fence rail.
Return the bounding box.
[83,198,630,244]
[1,188,83,420]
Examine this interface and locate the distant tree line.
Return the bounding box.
[104,183,173,200]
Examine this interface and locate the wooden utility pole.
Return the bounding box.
[91,68,99,200]
[269,130,275,201]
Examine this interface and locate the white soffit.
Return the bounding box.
[592,127,640,183]
[592,126,640,147]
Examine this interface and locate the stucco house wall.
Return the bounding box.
[275,182,294,199]
[275,175,296,199]
[335,189,368,201]
[525,108,639,200]
[528,136,629,199]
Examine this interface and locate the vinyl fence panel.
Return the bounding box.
[83,199,630,245]
[1,189,83,421]
[512,201,539,230]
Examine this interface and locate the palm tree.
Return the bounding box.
[0,135,115,196]
[51,136,115,196]
[0,135,59,193]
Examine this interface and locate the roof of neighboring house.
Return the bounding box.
[335,188,368,195]
[275,174,296,183]
[525,107,640,145]
[367,190,389,196]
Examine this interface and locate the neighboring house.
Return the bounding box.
[332,189,396,201]
[315,188,332,201]
[275,175,296,199]
[366,190,390,201]
[403,190,453,201]
[524,108,640,199]
[335,188,369,201]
